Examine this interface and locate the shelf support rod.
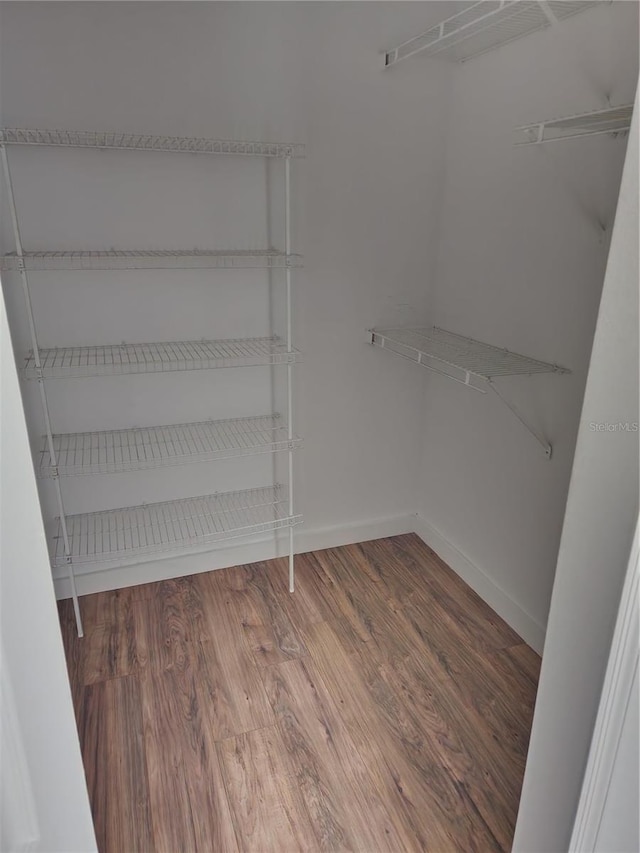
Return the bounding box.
[0,144,84,636]
[285,155,295,593]
[488,379,553,459]
[537,1,559,26]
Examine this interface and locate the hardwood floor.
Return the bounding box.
[58,533,541,853]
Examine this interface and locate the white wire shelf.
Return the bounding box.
[515,104,634,144]
[383,1,604,67]
[24,336,301,379]
[50,485,301,568]
[370,327,569,390]
[0,249,302,271]
[39,414,300,477]
[0,128,305,159]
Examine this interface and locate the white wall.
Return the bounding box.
[0,285,97,852]
[414,2,638,649]
[513,86,639,853]
[0,2,454,593]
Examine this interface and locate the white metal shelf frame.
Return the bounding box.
[0,126,304,636]
[49,485,301,569]
[382,1,604,67]
[370,326,570,457]
[0,127,305,159]
[24,337,301,379]
[39,414,301,477]
[515,104,634,145]
[1,249,302,271]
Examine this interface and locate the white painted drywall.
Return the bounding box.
[0,285,97,852]
[415,2,638,646]
[0,2,454,592]
[513,85,639,853]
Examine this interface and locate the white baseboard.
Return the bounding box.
[413,514,546,654]
[53,513,416,600]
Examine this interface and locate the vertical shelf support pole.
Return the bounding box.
[285,156,295,593]
[0,145,84,637]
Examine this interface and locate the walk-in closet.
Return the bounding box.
[1,3,638,852]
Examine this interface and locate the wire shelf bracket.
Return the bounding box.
[0,128,305,159]
[515,103,634,145]
[382,0,606,67]
[49,485,302,569]
[38,414,301,477]
[370,326,570,457]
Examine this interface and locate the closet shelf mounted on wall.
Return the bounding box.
[382,0,604,67]
[0,127,305,158]
[369,327,570,458]
[515,104,634,144]
[0,125,304,638]
[49,485,302,569]
[0,249,302,271]
[38,415,300,477]
[23,337,301,379]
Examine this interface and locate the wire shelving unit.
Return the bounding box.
[0,126,304,637]
[1,249,302,271]
[515,104,634,144]
[0,128,305,159]
[370,326,570,457]
[39,415,301,477]
[24,337,301,379]
[49,485,302,569]
[382,0,604,67]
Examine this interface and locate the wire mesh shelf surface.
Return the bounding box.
[25,336,301,379]
[1,249,302,271]
[39,414,300,476]
[515,104,634,144]
[0,128,305,159]
[371,327,569,387]
[383,0,603,66]
[50,485,302,568]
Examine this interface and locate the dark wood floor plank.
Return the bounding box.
[402,597,534,765]
[81,675,154,853]
[215,561,308,668]
[82,590,137,686]
[362,535,522,652]
[186,570,276,739]
[140,666,238,852]
[269,553,335,627]
[262,657,413,852]
[217,725,318,853]
[355,647,518,850]
[301,620,498,852]
[503,642,543,686]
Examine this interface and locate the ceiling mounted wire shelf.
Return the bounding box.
[383,1,605,66]
[39,414,300,477]
[24,336,301,379]
[515,104,634,144]
[1,249,302,271]
[370,327,569,390]
[0,128,305,159]
[49,485,302,568]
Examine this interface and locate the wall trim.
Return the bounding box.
[569,520,639,852]
[53,513,416,599]
[413,514,547,653]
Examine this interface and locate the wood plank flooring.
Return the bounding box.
[58,533,541,853]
